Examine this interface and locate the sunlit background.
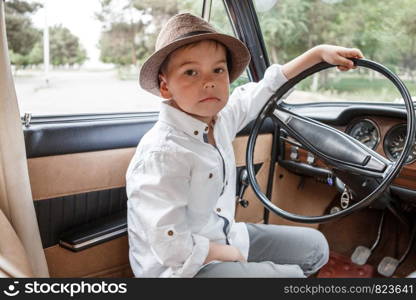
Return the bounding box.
[5,0,416,116]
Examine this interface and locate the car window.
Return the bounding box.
[210,0,250,93]
[254,0,416,104]
[6,0,202,116]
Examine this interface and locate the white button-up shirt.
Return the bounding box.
[126,64,288,277]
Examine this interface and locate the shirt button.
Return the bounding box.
[216,208,221,213]
[194,130,199,135]
[204,126,209,132]
[226,180,228,185]
[167,230,174,236]
[209,173,213,179]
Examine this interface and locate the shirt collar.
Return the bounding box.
[159,100,219,143]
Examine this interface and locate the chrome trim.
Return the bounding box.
[280,136,303,148]
[307,152,315,165]
[273,109,292,124]
[59,227,127,250]
[23,113,32,128]
[383,123,416,165]
[289,146,299,161]
[345,118,380,150]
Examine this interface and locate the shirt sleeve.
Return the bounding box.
[126,150,210,277]
[222,64,289,138]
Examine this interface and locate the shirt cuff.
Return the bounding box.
[263,64,289,93]
[171,234,210,278]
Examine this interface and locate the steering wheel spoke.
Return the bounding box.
[271,107,392,178]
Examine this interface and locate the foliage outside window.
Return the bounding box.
[6,1,87,69]
[6,0,202,116]
[255,0,416,104]
[97,0,202,68]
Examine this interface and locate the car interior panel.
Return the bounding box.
[25,114,274,277]
[1,0,416,279]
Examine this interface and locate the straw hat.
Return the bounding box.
[139,13,251,96]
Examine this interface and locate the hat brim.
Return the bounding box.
[139,32,251,96]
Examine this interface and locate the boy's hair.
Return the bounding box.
[158,39,233,86]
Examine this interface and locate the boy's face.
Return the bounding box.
[159,40,230,124]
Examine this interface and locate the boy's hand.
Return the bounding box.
[282,44,364,79]
[204,242,247,264]
[230,245,247,263]
[317,44,364,72]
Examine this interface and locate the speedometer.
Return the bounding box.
[384,124,416,164]
[346,119,380,150]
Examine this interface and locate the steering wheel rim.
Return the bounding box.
[246,58,415,223]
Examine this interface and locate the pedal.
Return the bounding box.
[350,211,386,266]
[351,246,372,265]
[377,256,400,277]
[377,221,416,277]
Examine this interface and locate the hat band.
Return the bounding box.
[174,30,212,41]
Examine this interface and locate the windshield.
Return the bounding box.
[254,0,416,105]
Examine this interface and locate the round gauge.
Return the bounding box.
[384,124,416,164]
[346,119,380,150]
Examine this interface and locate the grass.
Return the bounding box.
[297,74,416,102]
[117,65,139,80]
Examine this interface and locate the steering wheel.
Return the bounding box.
[246,58,415,223]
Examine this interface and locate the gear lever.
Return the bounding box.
[236,169,249,208]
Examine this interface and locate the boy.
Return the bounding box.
[126,13,363,278]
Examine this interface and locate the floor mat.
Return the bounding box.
[317,251,375,278]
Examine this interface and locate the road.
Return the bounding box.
[13,69,353,117]
[14,69,162,116]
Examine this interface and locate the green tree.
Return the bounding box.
[99,22,146,65]
[49,25,87,66]
[257,0,339,63]
[254,0,416,98]
[256,0,415,68]
[26,41,43,65]
[5,0,42,67]
[96,0,200,66]
[393,0,416,79]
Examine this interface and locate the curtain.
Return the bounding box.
[0,0,49,277]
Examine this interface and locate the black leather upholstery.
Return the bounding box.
[23,116,275,158]
[24,119,156,158]
[34,187,127,248]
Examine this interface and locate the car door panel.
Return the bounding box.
[44,235,130,278]
[25,117,274,277]
[28,148,135,201]
[24,117,153,277]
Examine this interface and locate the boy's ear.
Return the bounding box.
[159,73,172,99]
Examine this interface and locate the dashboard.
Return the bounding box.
[346,118,416,164]
[278,103,416,202]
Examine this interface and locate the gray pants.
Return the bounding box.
[194,223,329,278]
